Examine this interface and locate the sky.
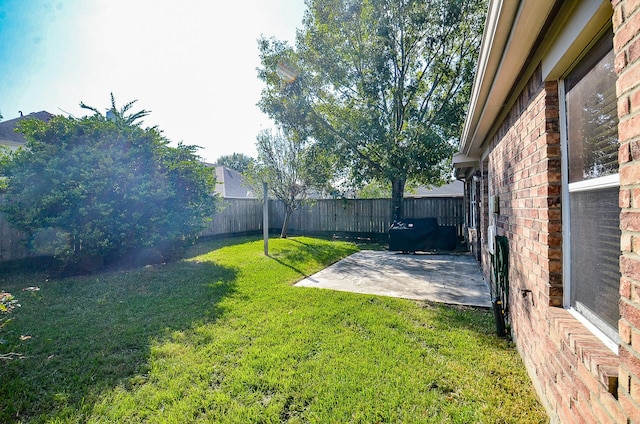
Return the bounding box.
[0,0,306,163]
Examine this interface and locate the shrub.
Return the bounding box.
[0,97,219,268]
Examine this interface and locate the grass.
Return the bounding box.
[0,236,547,423]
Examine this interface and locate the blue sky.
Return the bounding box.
[0,0,306,163]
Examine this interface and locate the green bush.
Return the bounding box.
[0,99,219,267]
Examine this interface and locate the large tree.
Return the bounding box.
[0,95,218,268]
[258,0,485,220]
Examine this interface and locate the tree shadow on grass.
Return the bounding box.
[287,238,358,263]
[267,254,310,278]
[266,238,358,280]
[0,259,237,422]
[418,300,515,350]
[186,234,262,258]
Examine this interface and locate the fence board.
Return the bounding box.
[1,197,463,262]
[200,198,264,236]
[0,193,32,262]
[0,212,31,262]
[275,197,463,237]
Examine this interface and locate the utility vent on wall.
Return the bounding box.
[488,225,496,254]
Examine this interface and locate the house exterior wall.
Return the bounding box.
[480,69,616,423]
[614,0,640,420]
[471,1,640,421]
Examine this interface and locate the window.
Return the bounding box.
[562,30,620,346]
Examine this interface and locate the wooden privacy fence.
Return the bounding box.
[0,212,31,262]
[201,198,264,236]
[1,197,464,262]
[266,197,464,237]
[198,197,464,239]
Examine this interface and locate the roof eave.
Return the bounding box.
[457,0,558,162]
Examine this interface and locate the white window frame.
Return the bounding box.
[559,73,620,354]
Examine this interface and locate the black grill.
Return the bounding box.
[388,218,458,252]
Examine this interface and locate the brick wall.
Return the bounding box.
[614,0,640,420]
[466,0,640,421]
[482,59,630,421]
[483,67,563,309]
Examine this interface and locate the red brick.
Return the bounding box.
[627,0,640,16]
[630,140,640,160]
[617,50,629,74]
[622,188,632,208]
[621,211,640,232]
[633,237,640,255]
[619,345,640,386]
[481,61,640,423]
[630,35,640,64]
[622,233,633,252]
[633,326,640,352]
[622,256,640,284]
[620,366,632,394]
[592,398,617,423]
[578,360,602,395]
[631,89,640,112]
[573,370,593,401]
[633,371,640,406]
[582,347,618,378]
[622,278,633,299]
[621,142,632,163]
[620,61,640,99]
[619,393,640,423]
[599,390,629,424]
[633,187,640,208]
[633,285,640,303]
[613,4,625,31]
[615,8,640,52]
[622,319,633,344]
[575,404,598,424]
[620,298,640,328]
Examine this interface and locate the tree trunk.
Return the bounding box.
[391,177,406,222]
[281,208,292,238]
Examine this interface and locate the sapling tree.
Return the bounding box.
[247,128,330,238]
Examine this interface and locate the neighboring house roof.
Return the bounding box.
[212,165,256,199]
[405,180,464,198]
[0,111,54,151]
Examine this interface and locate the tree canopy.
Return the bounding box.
[215,152,255,174]
[258,0,486,220]
[0,96,219,268]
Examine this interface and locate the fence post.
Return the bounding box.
[263,182,269,256]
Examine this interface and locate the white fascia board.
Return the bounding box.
[459,0,557,157]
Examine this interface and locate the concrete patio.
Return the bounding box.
[295,250,491,308]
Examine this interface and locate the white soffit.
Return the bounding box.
[459,0,557,158]
[542,0,613,80]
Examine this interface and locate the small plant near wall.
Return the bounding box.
[0,291,20,360]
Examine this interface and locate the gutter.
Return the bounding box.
[455,0,559,170]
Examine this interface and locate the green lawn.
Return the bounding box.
[0,236,547,423]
